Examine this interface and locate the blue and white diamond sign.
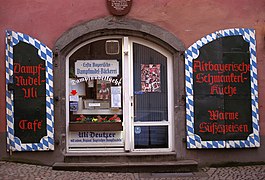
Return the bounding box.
[6,30,54,151]
[185,28,259,149]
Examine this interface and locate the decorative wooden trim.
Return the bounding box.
[69,122,123,131]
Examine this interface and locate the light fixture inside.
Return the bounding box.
[105,40,119,55]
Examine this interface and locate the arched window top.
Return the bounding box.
[54,17,185,54]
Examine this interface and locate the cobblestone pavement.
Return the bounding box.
[0,161,265,180]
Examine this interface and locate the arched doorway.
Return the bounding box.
[53,17,185,154]
[65,36,173,152]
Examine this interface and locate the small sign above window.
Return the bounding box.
[75,60,119,77]
[106,0,133,16]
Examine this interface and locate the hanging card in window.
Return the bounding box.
[141,64,161,93]
[97,80,111,100]
[111,86,121,108]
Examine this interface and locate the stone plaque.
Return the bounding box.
[107,0,132,16]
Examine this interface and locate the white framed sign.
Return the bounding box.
[68,131,124,147]
[75,60,119,77]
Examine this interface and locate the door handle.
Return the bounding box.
[134,95,137,118]
[133,91,144,118]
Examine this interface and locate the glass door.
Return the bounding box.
[131,41,173,151]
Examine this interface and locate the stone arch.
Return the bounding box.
[54,16,185,54]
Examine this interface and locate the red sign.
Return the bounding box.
[71,89,77,96]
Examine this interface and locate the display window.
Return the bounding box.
[68,40,123,126]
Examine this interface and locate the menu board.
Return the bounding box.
[6,30,54,151]
[185,28,259,149]
[13,42,47,143]
[193,36,252,141]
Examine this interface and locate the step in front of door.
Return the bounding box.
[52,160,198,173]
[64,152,178,163]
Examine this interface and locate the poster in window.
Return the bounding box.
[70,102,78,112]
[141,64,161,92]
[69,78,86,96]
[97,80,111,100]
[111,86,121,108]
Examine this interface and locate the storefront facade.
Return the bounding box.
[1,0,265,169]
